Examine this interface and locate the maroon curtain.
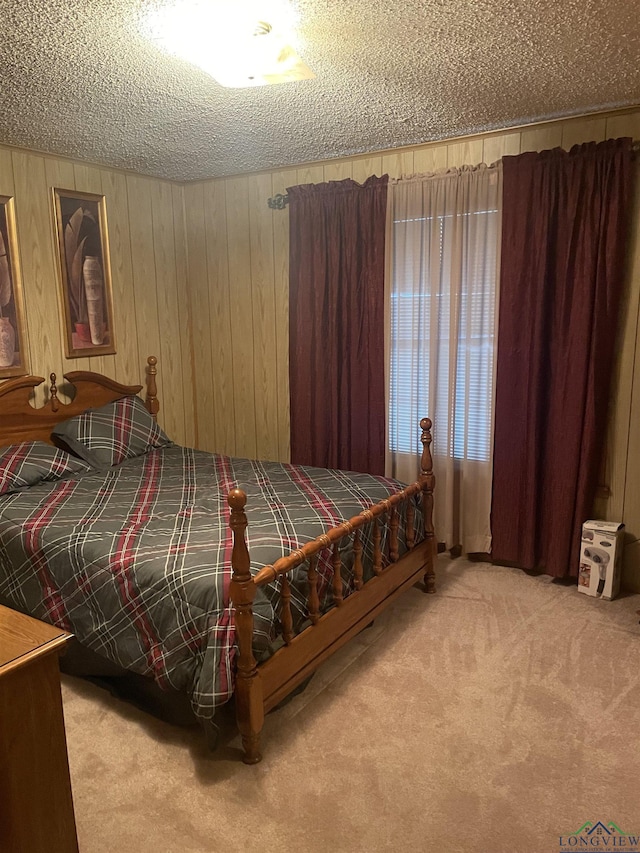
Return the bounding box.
[491,139,634,578]
[288,175,388,474]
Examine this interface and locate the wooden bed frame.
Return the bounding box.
[0,356,436,763]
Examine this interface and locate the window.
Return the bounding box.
[389,205,499,462]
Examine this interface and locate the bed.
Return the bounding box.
[0,356,436,763]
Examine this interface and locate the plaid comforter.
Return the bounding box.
[0,446,423,721]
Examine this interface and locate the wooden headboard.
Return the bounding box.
[0,356,159,448]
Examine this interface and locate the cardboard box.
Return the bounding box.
[577,520,625,600]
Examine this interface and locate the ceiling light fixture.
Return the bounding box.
[142,0,315,88]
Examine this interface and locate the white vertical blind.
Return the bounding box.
[386,165,501,553]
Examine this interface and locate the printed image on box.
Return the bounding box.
[577,520,624,600]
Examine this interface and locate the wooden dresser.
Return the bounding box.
[0,605,79,853]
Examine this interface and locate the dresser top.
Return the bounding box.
[0,605,71,674]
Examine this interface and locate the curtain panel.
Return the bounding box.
[491,138,634,578]
[386,165,502,554]
[288,176,388,475]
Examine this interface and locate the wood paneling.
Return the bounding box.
[606,112,640,142]
[225,176,257,459]
[323,161,353,182]
[382,150,414,179]
[202,179,234,454]
[11,152,64,407]
[0,149,15,196]
[352,156,383,183]
[413,145,448,175]
[447,137,483,168]
[272,168,297,462]
[149,180,187,445]
[561,116,607,149]
[183,181,212,450]
[295,165,324,186]
[0,144,194,442]
[483,132,521,164]
[171,183,196,448]
[125,176,162,405]
[248,173,279,461]
[520,123,563,153]
[3,107,639,589]
[182,108,640,590]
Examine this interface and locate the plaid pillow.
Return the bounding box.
[0,441,91,496]
[52,395,172,468]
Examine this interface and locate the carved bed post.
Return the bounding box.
[49,373,59,413]
[227,489,264,764]
[420,417,436,593]
[145,355,159,420]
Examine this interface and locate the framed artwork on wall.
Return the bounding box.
[0,195,29,379]
[52,188,116,359]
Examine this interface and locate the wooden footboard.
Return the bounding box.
[229,418,436,764]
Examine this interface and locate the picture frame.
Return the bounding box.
[52,188,116,358]
[0,195,29,378]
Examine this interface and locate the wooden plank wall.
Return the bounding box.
[0,146,195,448]
[1,110,638,587]
[184,108,640,589]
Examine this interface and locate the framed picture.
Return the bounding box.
[0,195,29,378]
[52,188,116,358]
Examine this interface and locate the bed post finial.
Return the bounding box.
[145,356,159,420]
[228,488,264,764]
[419,417,436,594]
[419,417,433,477]
[49,373,59,413]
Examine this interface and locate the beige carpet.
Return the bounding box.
[61,558,640,853]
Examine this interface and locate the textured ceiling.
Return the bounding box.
[1,0,639,181]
